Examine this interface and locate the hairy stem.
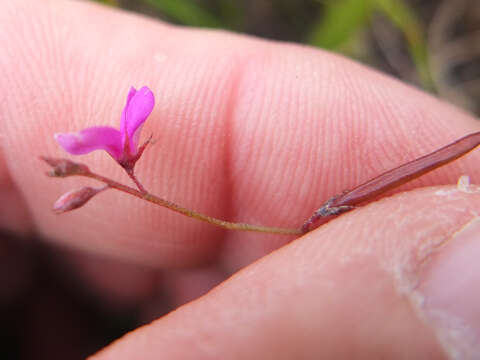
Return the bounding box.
[83,171,301,235]
[126,169,147,194]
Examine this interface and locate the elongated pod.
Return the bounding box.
[302,132,480,232]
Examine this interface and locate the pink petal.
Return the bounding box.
[55,126,123,160]
[120,86,155,153]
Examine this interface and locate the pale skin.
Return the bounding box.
[3,0,480,358]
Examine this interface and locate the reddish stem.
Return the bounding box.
[126,169,147,194]
[82,171,301,235]
[41,156,301,235]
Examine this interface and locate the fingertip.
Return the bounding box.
[92,185,480,359]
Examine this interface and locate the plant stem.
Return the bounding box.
[126,169,147,194]
[83,171,301,235]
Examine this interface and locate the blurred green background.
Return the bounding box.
[96,0,480,115]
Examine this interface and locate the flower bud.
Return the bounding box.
[40,157,90,177]
[53,186,105,214]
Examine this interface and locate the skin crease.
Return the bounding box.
[2,0,480,358]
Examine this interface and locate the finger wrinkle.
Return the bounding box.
[0,152,32,233]
[296,186,480,286]
[219,49,254,231]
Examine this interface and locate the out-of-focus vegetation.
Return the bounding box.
[95,0,480,114]
[94,0,480,115]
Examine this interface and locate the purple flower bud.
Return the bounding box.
[54,86,155,171]
[53,186,106,214]
[40,157,90,177]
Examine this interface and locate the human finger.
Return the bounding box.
[92,184,480,359]
[1,0,480,268]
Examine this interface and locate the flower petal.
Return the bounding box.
[55,126,123,160]
[120,86,155,153]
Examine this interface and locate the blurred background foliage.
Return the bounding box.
[96,0,480,115]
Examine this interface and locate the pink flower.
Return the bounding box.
[55,86,154,171]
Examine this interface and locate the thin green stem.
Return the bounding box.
[83,171,301,235]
